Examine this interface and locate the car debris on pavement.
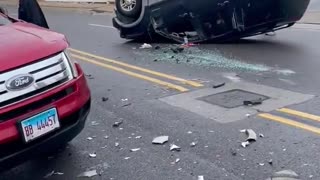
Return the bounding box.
[198,175,204,180]
[44,171,64,178]
[130,148,141,152]
[170,144,181,151]
[152,136,169,144]
[243,99,263,106]
[139,43,152,49]
[89,153,97,158]
[113,121,123,128]
[212,82,226,89]
[77,170,98,178]
[190,142,197,147]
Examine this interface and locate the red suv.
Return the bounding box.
[0,10,91,170]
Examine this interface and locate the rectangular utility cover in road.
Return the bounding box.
[160,81,314,123]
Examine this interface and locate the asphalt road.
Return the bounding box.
[2,5,320,180]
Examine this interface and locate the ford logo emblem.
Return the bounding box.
[6,74,35,91]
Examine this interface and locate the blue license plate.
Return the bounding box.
[20,108,60,143]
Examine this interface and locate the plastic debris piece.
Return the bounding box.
[209,130,214,133]
[119,128,123,130]
[101,145,107,149]
[259,133,264,138]
[170,144,181,151]
[187,131,193,134]
[89,153,97,158]
[104,136,109,139]
[259,163,265,166]
[102,97,109,102]
[240,129,246,133]
[124,157,130,160]
[121,98,128,102]
[130,148,141,152]
[87,137,93,140]
[91,121,99,126]
[54,172,64,175]
[246,129,257,141]
[175,158,180,163]
[113,121,123,128]
[44,171,55,178]
[198,175,204,180]
[115,142,119,147]
[152,136,169,144]
[241,141,250,148]
[190,142,197,147]
[140,43,152,49]
[272,170,299,179]
[213,82,225,89]
[122,103,132,107]
[135,136,142,139]
[178,168,182,171]
[246,114,251,117]
[77,170,98,178]
[268,159,273,166]
[243,99,263,106]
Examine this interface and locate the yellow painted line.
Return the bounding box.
[72,54,189,92]
[69,48,203,87]
[278,108,320,122]
[259,113,320,135]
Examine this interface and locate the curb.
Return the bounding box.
[0,0,114,13]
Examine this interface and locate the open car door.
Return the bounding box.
[18,0,49,29]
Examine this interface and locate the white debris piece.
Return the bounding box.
[135,136,142,139]
[187,131,193,134]
[170,144,181,151]
[121,98,128,102]
[190,142,197,147]
[91,121,99,126]
[89,153,97,158]
[259,163,265,166]
[246,129,257,141]
[87,137,93,140]
[104,136,109,139]
[198,175,204,180]
[241,141,250,148]
[77,170,98,178]
[259,133,264,138]
[175,158,180,163]
[152,136,169,144]
[44,171,54,178]
[178,168,182,171]
[115,142,120,147]
[124,157,131,160]
[240,129,246,133]
[130,148,141,152]
[101,145,107,149]
[139,43,152,49]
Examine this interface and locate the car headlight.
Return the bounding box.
[63,49,79,78]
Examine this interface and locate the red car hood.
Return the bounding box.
[0,22,68,72]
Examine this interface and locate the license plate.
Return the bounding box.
[20,108,60,143]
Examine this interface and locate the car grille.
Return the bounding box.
[0,52,73,108]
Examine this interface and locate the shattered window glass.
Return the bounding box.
[0,15,11,26]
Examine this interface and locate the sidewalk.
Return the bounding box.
[1,0,320,23]
[0,0,114,12]
[300,11,320,24]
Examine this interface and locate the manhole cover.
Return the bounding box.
[198,89,269,108]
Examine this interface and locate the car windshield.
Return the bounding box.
[0,14,11,26]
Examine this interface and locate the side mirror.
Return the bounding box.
[0,7,8,16]
[18,0,49,29]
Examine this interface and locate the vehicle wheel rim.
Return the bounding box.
[120,0,136,12]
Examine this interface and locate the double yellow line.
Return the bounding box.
[68,48,203,92]
[259,108,320,135]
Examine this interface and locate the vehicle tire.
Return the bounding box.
[116,0,142,18]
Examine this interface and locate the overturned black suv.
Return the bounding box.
[113,0,310,43]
